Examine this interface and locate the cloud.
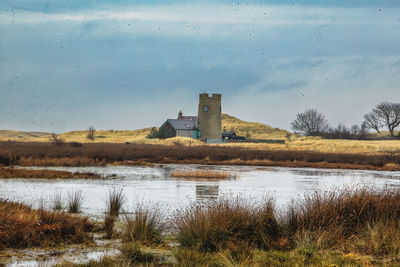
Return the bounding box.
[1,2,399,132]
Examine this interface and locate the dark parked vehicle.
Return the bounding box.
[222,132,245,140]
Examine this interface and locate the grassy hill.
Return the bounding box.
[0,114,290,143]
[221,114,291,139]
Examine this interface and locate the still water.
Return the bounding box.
[1,164,400,219]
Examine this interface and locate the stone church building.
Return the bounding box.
[159,93,222,143]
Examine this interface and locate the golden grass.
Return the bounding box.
[221,137,400,155]
[1,114,399,155]
[171,170,236,179]
[222,113,291,139]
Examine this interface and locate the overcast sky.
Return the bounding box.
[1,0,400,132]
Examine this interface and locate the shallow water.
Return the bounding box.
[1,164,400,219]
[2,165,400,266]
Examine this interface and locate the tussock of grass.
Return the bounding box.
[106,188,126,217]
[0,199,93,249]
[67,191,83,213]
[173,196,279,252]
[123,204,166,245]
[120,242,158,265]
[173,248,215,266]
[170,170,235,179]
[104,215,116,239]
[51,192,64,211]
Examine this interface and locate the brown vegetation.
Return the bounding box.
[174,196,279,252]
[0,200,94,249]
[174,187,400,259]
[12,187,400,266]
[171,170,235,179]
[0,167,101,179]
[1,141,400,171]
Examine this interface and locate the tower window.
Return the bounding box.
[203,105,209,112]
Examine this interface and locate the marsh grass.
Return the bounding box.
[173,248,215,266]
[51,192,64,211]
[283,187,400,237]
[119,242,158,265]
[171,170,235,179]
[67,191,83,213]
[0,167,101,179]
[123,203,166,245]
[173,196,279,252]
[1,142,400,171]
[106,187,126,216]
[0,199,93,249]
[104,215,116,239]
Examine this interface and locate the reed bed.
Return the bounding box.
[0,199,93,249]
[1,141,400,171]
[0,167,101,179]
[170,169,235,179]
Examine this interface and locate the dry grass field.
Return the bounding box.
[0,114,399,155]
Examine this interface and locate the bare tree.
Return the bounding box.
[290,109,329,136]
[87,126,96,141]
[48,133,65,145]
[363,112,382,134]
[363,102,400,136]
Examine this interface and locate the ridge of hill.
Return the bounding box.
[0,114,289,143]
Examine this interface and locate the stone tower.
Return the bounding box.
[197,93,222,142]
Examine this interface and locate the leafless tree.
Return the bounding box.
[363,102,400,136]
[48,133,64,145]
[363,112,382,134]
[290,109,329,136]
[87,126,96,141]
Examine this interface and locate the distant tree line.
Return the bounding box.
[291,102,400,139]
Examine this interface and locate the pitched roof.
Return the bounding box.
[167,118,198,130]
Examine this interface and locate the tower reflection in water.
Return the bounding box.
[195,184,219,201]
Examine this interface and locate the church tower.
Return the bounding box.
[197,93,222,142]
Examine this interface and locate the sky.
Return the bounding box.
[1,0,400,133]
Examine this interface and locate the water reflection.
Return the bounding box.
[196,184,219,201]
